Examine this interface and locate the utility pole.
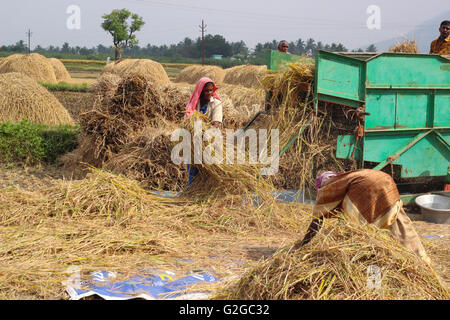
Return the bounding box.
[199,20,207,65]
[26,29,32,54]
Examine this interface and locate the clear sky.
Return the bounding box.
[0,0,448,50]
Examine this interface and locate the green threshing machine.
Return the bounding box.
[268,50,450,199]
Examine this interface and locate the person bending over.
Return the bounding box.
[293,169,431,265]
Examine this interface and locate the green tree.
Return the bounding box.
[305,38,316,56]
[197,34,232,58]
[231,41,248,57]
[366,44,377,52]
[101,8,145,60]
[61,42,70,53]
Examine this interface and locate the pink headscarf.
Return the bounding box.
[315,171,338,191]
[185,77,221,118]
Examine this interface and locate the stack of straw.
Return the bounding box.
[259,61,357,192]
[101,58,171,87]
[388,40,419,54]
[180,113,275,199]
[0,72,74,126]
[63,73,191,191]
[48,58,72,82]
[175,65,226,85]
[223,65,267,88]
[218,217,449,300]
[0,53,59,84]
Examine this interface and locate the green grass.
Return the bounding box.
[40,82,90,92]
[62,62,105,72]
[0,120,80,165]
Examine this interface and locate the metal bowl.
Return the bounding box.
[415,195,450,224]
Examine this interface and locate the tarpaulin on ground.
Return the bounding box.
[65,269,220,300]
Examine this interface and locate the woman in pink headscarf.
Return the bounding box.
[185,77,223,128]
[186,77,223,186]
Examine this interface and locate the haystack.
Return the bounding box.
[223,65,267,88]
[180,113,275,198]
[90,72,123,99]
[48,58,72,82]
[104,125,188,191]
[259,61,357,191]
[101,58,170,87]
[174,65,225,85]
[64,74,190,187]
[219,84,265,127]
[389,40,419,54]
[220,217,449,300]
[0,53,58,84]
[0,73,74,125]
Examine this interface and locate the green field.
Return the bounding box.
[59,59,189,81]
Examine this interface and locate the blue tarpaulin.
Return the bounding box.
[65,269,220,300]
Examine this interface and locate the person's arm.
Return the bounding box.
[211,100,223,128]
[291,217,323,250]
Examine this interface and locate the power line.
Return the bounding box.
[121,0,439,28]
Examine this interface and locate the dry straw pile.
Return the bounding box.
[0,167,306,299]
[63,73,191,190]
[223,65,267,88]
[90,72,123,98]
[0,53,58,83]
[219,84,265,115]
[259,61,357,191]
[48,58,72,82]
[219,217,449,300]
[389,40,419,54]
[0,72,74,125]
[101,58,170,87]
[175,65,226,85]
[180,113,276,199]
[104,126,188,191]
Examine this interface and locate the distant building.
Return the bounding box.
[211,54,223,60]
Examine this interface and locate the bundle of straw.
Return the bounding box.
[0,165,312,299]
[219,217,449,300]
[64,74,190,190]
[48,58,72,82]
[0,53,58,84]
[78,74,189,160]
[174,65,226,85]
[259,61,357,192]
[90,72,122,99]
[223,65,267,88]
[219,84,265,126]
[104,126,188,191]
[180,113,276,199]
[389,40,419,54]
[0,72,74,126]
[101,58,170,87]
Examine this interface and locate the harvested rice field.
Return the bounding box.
[0,164,448,300]
[0,58,448,301]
